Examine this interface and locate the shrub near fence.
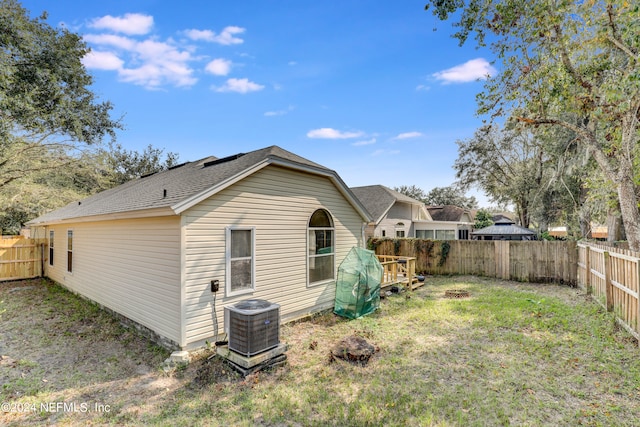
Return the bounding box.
[370,238,578,285]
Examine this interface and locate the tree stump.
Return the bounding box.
[329,335,377,365]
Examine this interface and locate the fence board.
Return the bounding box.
[371,239,577,285]
[577,243,640,345]
[0,237,43,281]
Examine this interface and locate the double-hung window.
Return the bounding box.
[226,227,255,296]
[48,230,54,266]
[308,209,335,285]
[67,230,73,273]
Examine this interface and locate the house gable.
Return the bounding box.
[181,164,365,348]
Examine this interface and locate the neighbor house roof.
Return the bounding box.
[426,205,471,223]
[349,185,425,224]
[471,218,536,237]
[28,145,371,225]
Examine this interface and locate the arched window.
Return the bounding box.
[308,209,334,285]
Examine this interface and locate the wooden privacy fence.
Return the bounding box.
[0,237,43,281]
[577,243,640,343]
[371,239,577,285]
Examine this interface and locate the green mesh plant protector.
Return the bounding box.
[334,247,383,319]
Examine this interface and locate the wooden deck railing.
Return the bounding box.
[377,255,418,290]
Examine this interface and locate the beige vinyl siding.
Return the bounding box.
[183,165,363,347]
[44,217,182,344]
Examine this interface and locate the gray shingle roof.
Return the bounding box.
[427,205,468,222]
[29,145,366,225]
[471,219,536,236]
[350,185,423,223]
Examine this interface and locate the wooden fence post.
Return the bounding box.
[585,245,592,295]
[637,259,640,348]
[604,251,613,312]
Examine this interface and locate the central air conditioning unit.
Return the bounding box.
[224,299,280,357]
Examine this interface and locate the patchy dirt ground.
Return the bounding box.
[0,279,241,425]
[1,276,639,426]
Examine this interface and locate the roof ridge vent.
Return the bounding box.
[139,162,188,179]
[203,153,246,168]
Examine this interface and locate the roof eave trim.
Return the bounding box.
[26,206,176,226]
[374,204,395,225]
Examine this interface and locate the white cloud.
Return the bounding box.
[83,34,197,89]
[416,84,430,91]
[84,34,137,50]
[83,15,254,90]
[82,50,123,70]
[89,13,153,35]
[205,58,232,76]
[264,105,295,117]
[307,128,365,139]
[393,132,423,140]
[433,58,497,84]
[184,26,245,45]
[352,138,376,146]
[214,78,264,93]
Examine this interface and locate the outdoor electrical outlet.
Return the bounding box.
[211,280,219,292]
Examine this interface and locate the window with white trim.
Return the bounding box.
[308,209,334,285]
[49,230,54,266]
[67,230,73,273]
[416,230,434,239]
[226,227,255,296]
[435,229,456,240]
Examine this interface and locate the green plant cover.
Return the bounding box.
[334,247,383,319]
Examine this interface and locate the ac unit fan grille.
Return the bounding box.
[226,300,280,357]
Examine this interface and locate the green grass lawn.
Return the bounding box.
[2,276,640,426]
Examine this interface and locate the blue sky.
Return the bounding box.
[23,0,496,204]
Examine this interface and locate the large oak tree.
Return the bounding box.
[426,0,640,250]
[0,0,120,189]
[0,0,122,232]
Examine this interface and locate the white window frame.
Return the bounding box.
[225,226,256,297]
[66,229,73,273]
[307,209,335,287]
[435,229,456,240]
[48,230,54,266]
[416,230,434,239]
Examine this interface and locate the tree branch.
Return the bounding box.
[553,24,592,90]
[605,4,637,62]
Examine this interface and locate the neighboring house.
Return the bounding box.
[350,185,432,240]
[28,146,371,350]
[471,218,537,241]
[349,185,472,240]
[425,205,474,240]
